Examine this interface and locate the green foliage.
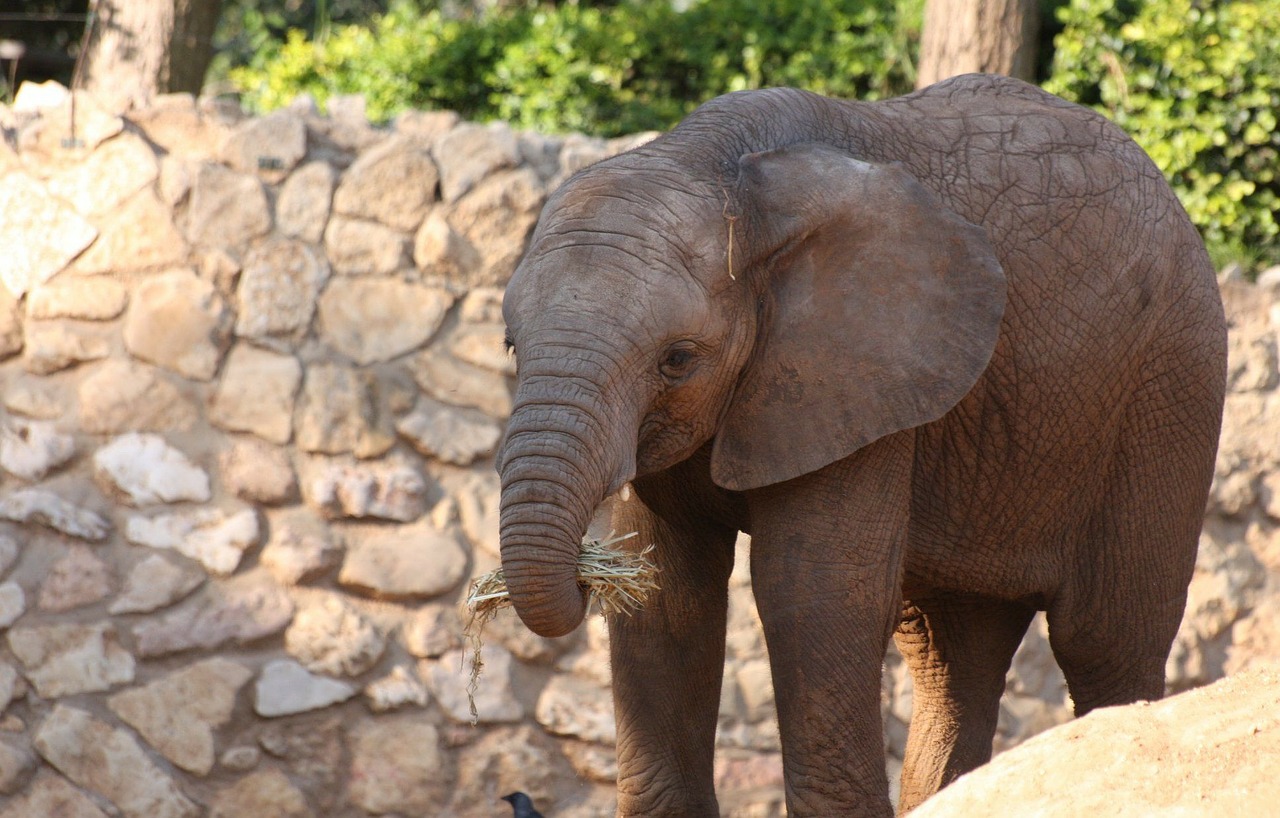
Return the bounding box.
[1045,0,1280,270]
[229,0,922,135]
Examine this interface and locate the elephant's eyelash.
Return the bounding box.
[503,333,515,355]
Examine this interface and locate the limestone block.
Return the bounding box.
[94,433,211,505]
[338,518,467,599]
[433,121,520,203]
[209,345,302,445]
[365,665,430,712]
[0,772,107,818]
[396,395,501,466]
[78,359,199,434]
[33,705,198,818]
[7,623,135,698]
[448,726,558,817]
[276,160,335,243]
[536,674,616,743]
[108,554,204,615]
[449,322,517,375]
[253,659,356,718]
[0,286,20,359]
[294,363,395,458]
[108,658,254,776]
[0,418,76,481]
[3,377,62,419]
[123,269,231,381]
[126,507,260,575]
[323,215,410,276]
[43,131,158,215]
[0,737,36,797]
[284,593,386,677]
[413,206,481,282]
[259,515,339,585]
[21,321,110,374]
[458,285,505,324]
[37,545,111,612]
[0,583,25,629]
[401,604,462,659]
[411,344,514,419]
[0,535,16,578]
[234,237,330,346]
[443,167,545,286]
[25,275,127,320]
[69,188,188,274]
[0,170,97,297]
[127,93,236,159]
[220,437,299,505]
[210,769,310,818]
[333,133,439,231]
[18,88,122,152]
[425,646,523,724]
[0,489,110,541]
[220,109,307,183]
[317,277,453,364]
[134,572,294,658]
[186,162,272,249]
[563,741,618,784]
[347,717,450,814]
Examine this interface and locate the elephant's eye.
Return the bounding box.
[659,344,698,380]
[503,332,515,355]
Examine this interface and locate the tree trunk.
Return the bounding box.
[916,0,1040,89]
[79,0,225,113]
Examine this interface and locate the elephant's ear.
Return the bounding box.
[710,143,1006,492]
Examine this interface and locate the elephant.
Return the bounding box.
[494,74,1227,816]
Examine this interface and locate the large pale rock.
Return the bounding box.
[365,665,430,712]
[911,666,1280,818]
[108,658,254,776]
[0,536,17,578]
[109,554,204,615]
[397,395,502,465]
[0,583,25,629]
[276,160,335,243]
[0,170,97,297]
[219,436,298,504]
[305,459,429,523]
[254,659,357,717]
[21,321,110,374]
[69,188,188,274]
[426,646,524,724]
[401,604,462,659]
[2,376,62,419]
[338,518,467,599]
[448,725,558,817]
[536,674,616,743]
[7,623,134,697]
[0,489,110,540]
[134,571,294,657]
[234,237,331,346]
[128,93,237,159]
[347,717,450,814]
[126,507,260,575]
[323,215,410,276]
[43,131,159,215]
[0,740,36,797]
[295,363,395,457]
[414,207,481,281]
[208,345,302,444]
[38,545,111,612]
[94,433,211,505]
[411,344,514,418]
[79,359,199,434]
[285,593,386,676]
[123,269,231,381]
[220,109,307,182]
[33,705,199,818]
[0,772,109,818]
[0,418,76,481]
[445,166,545,285]
[26,276,128,320]
[0,286,20,358]
[459,285,505,324]
[186,163,272,249]
[210,769,310,818]
[317,277,453,364]
[333,133,439,231]
[433,121,520,203]
[450,322,517,375]
[259,513,339,585]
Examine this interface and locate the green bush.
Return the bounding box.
[229,0,921,135]
[1045,0,1280,270]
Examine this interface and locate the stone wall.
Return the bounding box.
[0,84,1277,817]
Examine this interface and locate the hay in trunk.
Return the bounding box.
[462,531,656,723]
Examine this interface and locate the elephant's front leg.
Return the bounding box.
[748,432,915,818]
[605,474,738,817]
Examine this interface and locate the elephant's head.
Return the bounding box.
[497,103,1006,637]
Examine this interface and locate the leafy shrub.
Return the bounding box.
[229,0,922,135]
[1045,0,1280,269]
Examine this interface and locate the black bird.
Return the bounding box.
[502,791,545,818]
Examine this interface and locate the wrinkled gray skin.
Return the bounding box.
[496,75,1227,816]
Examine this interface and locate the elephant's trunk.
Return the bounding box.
[497,371,634,638]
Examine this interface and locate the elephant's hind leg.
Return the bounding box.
[893,594,1035,813]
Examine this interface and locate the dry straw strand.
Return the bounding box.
[462,531,657,723]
